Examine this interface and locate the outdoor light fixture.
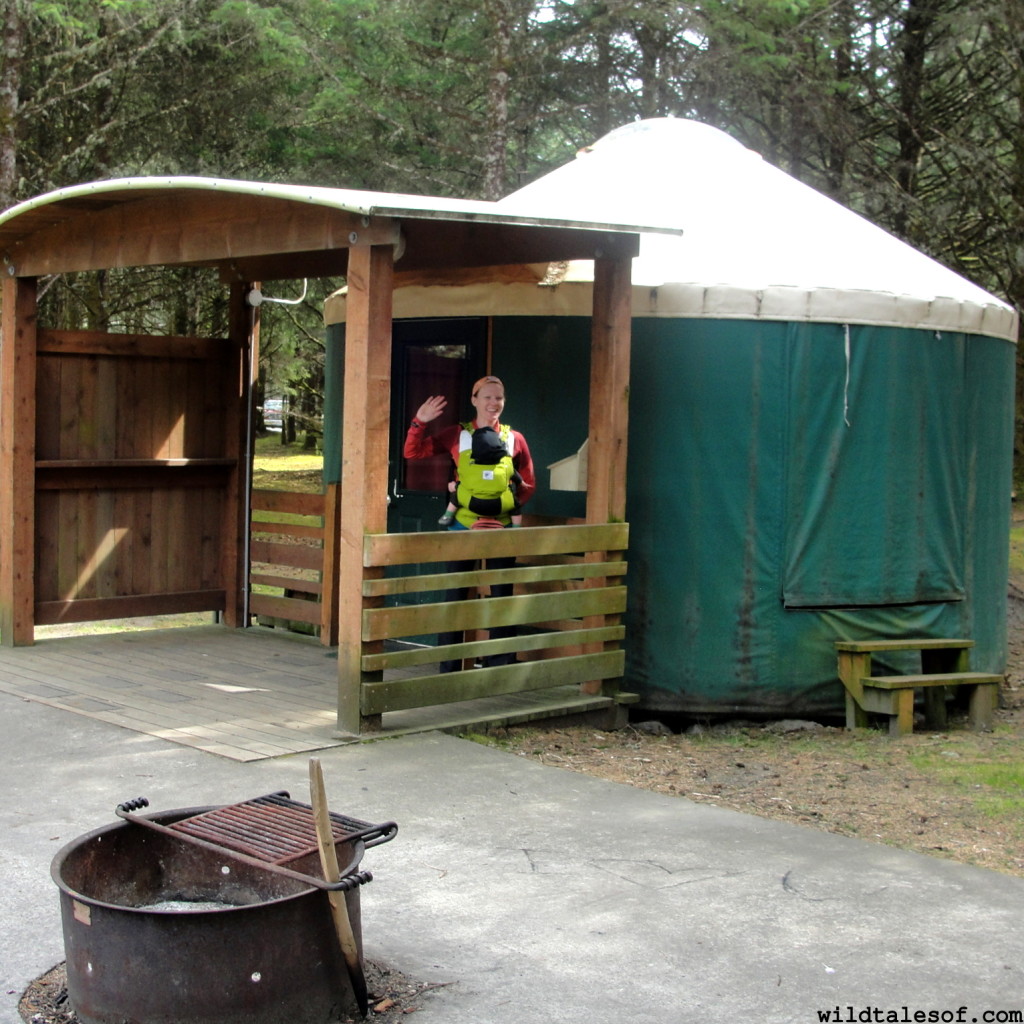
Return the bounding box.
[247,279,309,307]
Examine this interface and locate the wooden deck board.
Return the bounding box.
[0,624,616,759]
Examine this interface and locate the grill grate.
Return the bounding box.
[169,793,396,865]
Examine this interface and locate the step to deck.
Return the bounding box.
[835,637,1001,736]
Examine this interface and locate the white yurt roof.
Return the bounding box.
[327,118,1015,340]
[494,118,1016,340]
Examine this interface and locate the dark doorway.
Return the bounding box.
[388,318,487,533]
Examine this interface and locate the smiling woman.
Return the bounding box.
[402,373,539,671]
[403,375,536,531]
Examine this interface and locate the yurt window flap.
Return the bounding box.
[782,324,966,608]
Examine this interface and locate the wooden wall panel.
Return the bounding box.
[35,355,61,460]
[34,484,229,604]
[56,490,77,600]
[57,355,80,460]
[31,329,243,624]
[133,489,154,596]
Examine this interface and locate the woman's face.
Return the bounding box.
[471,382,506,427]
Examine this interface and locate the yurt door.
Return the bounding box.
[388,318,487,534]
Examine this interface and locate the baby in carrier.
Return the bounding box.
[438,423,523,528]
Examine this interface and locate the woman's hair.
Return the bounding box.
[472,375,504,397]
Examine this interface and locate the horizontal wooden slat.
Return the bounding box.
[249,539,324,570]
[361,650,625,714]
[530,617,603,633]
[35,464,233,491]
[363,586,627,642]
[363,522,629,568]
[35,589,224,625]
[250,573,322,595]
[251,520,324,541]
[363,560,628,598]
[38,328,233,360]
[249,593,321,625]
[362,625,626,671]
[251,489,326,516]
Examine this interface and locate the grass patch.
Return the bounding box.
[254,433,323,467]
[1010,525,1024,580]
[906,734,1024,850]
[253,435,323,493]
[461,731,500,747]
[910,742,1024,813]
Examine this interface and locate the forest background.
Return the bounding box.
[1,0,1022,462]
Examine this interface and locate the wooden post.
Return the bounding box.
[221,280,259,628]
[586,255,633,526]
[580,255,633,695]
[0,276,38,646]
[336,244,394,734]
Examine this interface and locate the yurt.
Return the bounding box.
[324,118,1018,719]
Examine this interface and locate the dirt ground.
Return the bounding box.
[19,958,437,1023]
[490,585,1024,880]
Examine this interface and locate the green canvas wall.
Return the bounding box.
[624,318,1013,715]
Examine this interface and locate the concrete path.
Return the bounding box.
[3,690,1023,1024]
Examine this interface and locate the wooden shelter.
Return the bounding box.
[0,177,651,735]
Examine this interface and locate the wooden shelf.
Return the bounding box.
[36,458,235,469]
[35,459,237,491]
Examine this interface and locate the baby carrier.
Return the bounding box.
[453,423,520,526]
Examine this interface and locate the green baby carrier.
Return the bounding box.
[454,422,518,527]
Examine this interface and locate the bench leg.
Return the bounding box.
[889,690,914,736]
[845,691,869,730]
[922,686,947,730]
[967,683,998,731]
[839,651,871,730]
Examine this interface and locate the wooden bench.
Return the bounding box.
[835,638,1002,736]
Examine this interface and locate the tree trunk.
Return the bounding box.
[481,0,512,200]
[893,0,938,238]
[0,0,23,211]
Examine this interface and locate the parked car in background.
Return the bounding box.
[263,398,284,430]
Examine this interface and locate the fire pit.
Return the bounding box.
[51,791,397,1024]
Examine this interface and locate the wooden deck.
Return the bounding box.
[0,624,619,761]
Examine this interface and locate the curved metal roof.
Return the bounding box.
[0,175,667,282]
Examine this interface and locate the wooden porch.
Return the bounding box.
[0,622,625,761]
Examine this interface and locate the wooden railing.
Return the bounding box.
[355,522,628,724]
[248,488,338,640]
